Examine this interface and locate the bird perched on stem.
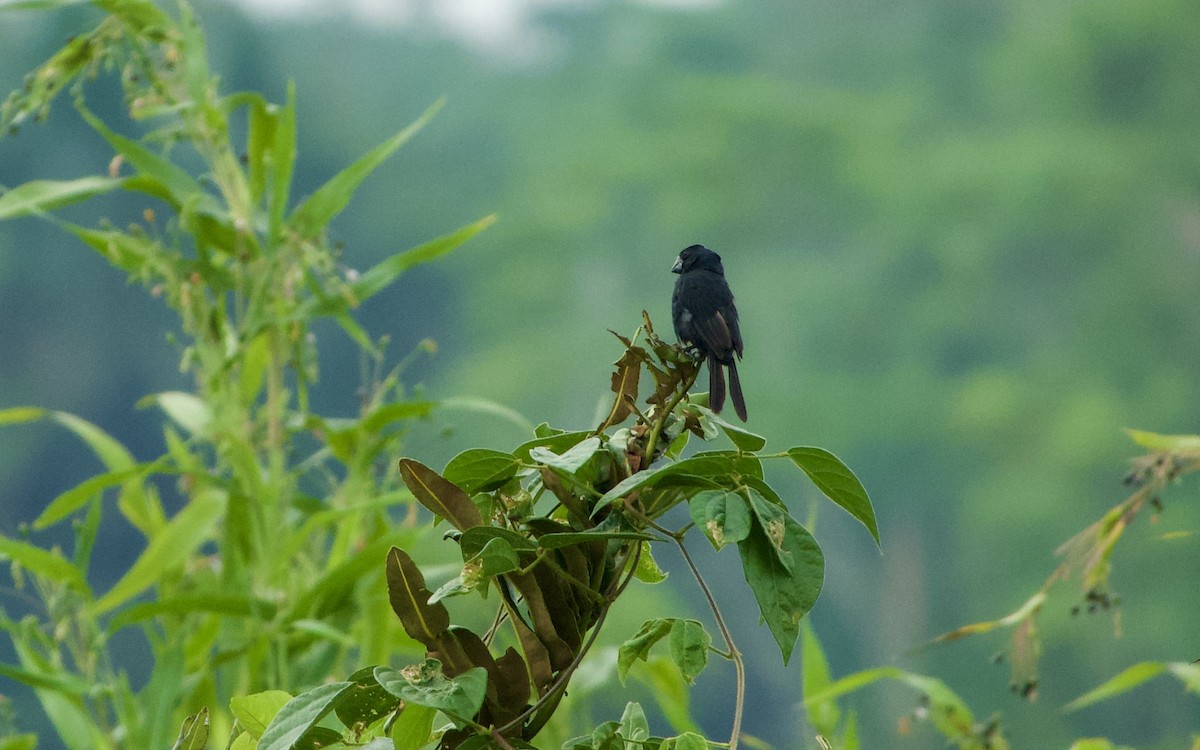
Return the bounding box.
[671,244,747,421]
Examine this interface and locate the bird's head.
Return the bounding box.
[672,244,723,275]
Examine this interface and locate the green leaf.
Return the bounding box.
[0,536,88,592]
[230,691,293,737]
[530,436,603,476]
[459,526,538,558]
[690,405,767,451]
[257,683,354,750]
[385,547,450,648]
[633,540,668,583]
[596,452,742,511]
[361,400,436,433]
[737,511,824,665]
[618,619,673,683]
[269,82,297,244]
[91,493,225,615]
[1124,428,1200,453]
[35,464,152,530]
[375,661,487,723]
[666,733,708,750]
[78,105,202,209]
[0,177,126,220]
[536,530,657,549]
[389,703,436,750]
[669,619,711,684]
[340,213,497,308]
[689,489,751,551]
[398,458,483,531]
[513,429,593,461]
[801,621,840,736]
[619,702,650,745]
[51,411,134,471]
[443,448,520,493]
[788,446,879,547]
[0,406,45,424]
[1065,662,1167,712]
[139,391,212,436]
[289,99,444,238]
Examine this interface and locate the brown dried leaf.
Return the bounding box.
[398,458,483,531]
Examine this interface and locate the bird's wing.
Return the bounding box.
[691,309,735,355]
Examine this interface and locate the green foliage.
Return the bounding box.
[239,316,875,748]
[0,0,491,746]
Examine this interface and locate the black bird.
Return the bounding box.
[671,244,747,421]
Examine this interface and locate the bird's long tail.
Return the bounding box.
[707,354,726,415]
[728,359,747,422]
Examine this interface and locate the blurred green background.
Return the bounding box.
[2,0,1199,747]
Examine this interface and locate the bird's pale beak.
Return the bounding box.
[671,256,683,274]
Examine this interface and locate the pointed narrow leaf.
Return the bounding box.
[801,622,840,736]
[0,177,126,220]
[345,213,497,307]
[269,82,296,244]
[91,493,225,615]
[398,458,483,530]
[618,619,673,683]
[1124,428,1200,453]
[385,547,450,647]
[257,682,354,750]
[289,100,443,238]
[1065,662,1167,712]
[0,537,87,592]
[788,446,879,547]
[78,106,201,207]
[0,406,45,424]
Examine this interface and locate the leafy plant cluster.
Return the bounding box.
[218,314,879,749]
[0,0,489,747]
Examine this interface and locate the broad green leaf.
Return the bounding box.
[289,100,444,238]
[333,667,401,730]
[1124,428,1200,453]
[443,448,520,493]
[459,526,537,558]
[390,703,436,750]
[231,691,294,736]
[738,512,824,665]
[530,436,603,476]
[1065,662,1167,712]
[596,452,742,510]
[257,683,354,750]
[398,458,483,531]
[0,177,125,219]
[666,733,708,750]
[619,702,650,744]
[0,536,87,592]
[477,537,521,577]
[668,619,711,684]
[745,488,793,571]
[91,493,225,615]
[375,661,487,723]
[689,489,751,550]
[536,530,656,549]
[788,446,879,547]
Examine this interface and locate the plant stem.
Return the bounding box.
[674,534,744,750]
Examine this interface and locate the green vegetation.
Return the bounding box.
[1,0,1198,748]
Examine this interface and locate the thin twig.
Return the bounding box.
[673,534,745,750]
